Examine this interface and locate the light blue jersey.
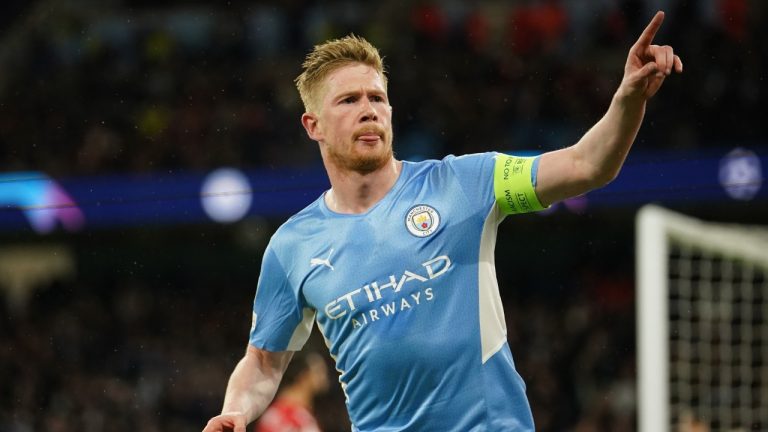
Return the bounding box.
[250,152,545,431]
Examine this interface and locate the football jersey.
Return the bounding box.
[249,152,545,431]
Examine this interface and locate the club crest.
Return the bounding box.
[405,204,441,237]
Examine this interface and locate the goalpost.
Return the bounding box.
[636,205,768,432]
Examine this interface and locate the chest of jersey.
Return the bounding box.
[294,172,487,346]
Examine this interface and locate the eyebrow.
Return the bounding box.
[333,88,387,102]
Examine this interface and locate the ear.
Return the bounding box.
[301,112,323,142]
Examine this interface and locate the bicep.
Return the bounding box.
[535,147,599,206]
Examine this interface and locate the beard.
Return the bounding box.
[326,127,393,174]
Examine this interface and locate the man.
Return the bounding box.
[253,351,329,432]
[204,11,682,432]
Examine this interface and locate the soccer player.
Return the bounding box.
[253,351,329,432]
[203,11,682,432]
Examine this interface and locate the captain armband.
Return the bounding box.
[493,154,548,215]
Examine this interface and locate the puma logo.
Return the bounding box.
[310,248,335,271]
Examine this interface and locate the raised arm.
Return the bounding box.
[534,11,683,206]
[203,346,293,432]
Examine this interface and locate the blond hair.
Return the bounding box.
[295,34,386,113]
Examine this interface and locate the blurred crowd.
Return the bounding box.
[0,275,247,431]
[0,0,765,178]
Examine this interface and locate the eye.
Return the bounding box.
[341,96,357,104]
[371,95,385,103]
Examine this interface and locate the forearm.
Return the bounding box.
[572,91,647,187]
[221,347,291,423]
[534,12,681,206]
[535,91,647,206]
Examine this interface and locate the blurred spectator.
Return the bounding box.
[254,350,329,432]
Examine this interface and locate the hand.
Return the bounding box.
[619,11,683,101]
[202,412,248,432]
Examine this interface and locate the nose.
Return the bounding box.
[359,99,378,123]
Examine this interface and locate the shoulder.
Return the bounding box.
[440,152,498,168]
[403,153,493,172]
[271,196,324,242]
[411,152,498,170]
[404,152,498,180]
[263,196,327,265]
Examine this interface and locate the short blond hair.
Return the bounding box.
[295,34,386,113]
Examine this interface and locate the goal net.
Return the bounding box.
[636,205,768,432]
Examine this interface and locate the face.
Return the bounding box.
[302,63,393,174]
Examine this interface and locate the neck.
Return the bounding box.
[324,158,402,214]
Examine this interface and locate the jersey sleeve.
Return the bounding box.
[443,152,547,216]
[249,244,315,352]
[442,153,499,212]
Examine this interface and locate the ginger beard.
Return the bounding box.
[325,124,393,174]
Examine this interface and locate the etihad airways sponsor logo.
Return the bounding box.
[350,289,434,330]
[323,255,451,329]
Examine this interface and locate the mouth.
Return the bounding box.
[353,128,385,143]
[357,134,381,143]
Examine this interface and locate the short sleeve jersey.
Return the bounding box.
[250,152,545,431]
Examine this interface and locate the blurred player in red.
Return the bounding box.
[254,351,329,432]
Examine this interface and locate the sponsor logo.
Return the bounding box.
[405,204,441,237]
[310,248,335,271]
[349,288,434,330]
[322,255,451,330]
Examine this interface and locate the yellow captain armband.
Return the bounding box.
[493,154,548,215]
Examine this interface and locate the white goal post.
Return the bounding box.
[636,205,768,432]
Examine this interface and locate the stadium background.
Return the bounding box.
[0,0,766,431]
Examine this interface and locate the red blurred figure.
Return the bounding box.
[253,352,329,432]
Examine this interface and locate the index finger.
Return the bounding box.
[634,11,665,49]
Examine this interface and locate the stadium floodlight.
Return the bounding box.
[636,205,768,432]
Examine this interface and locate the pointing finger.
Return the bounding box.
[633,11,665,51]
